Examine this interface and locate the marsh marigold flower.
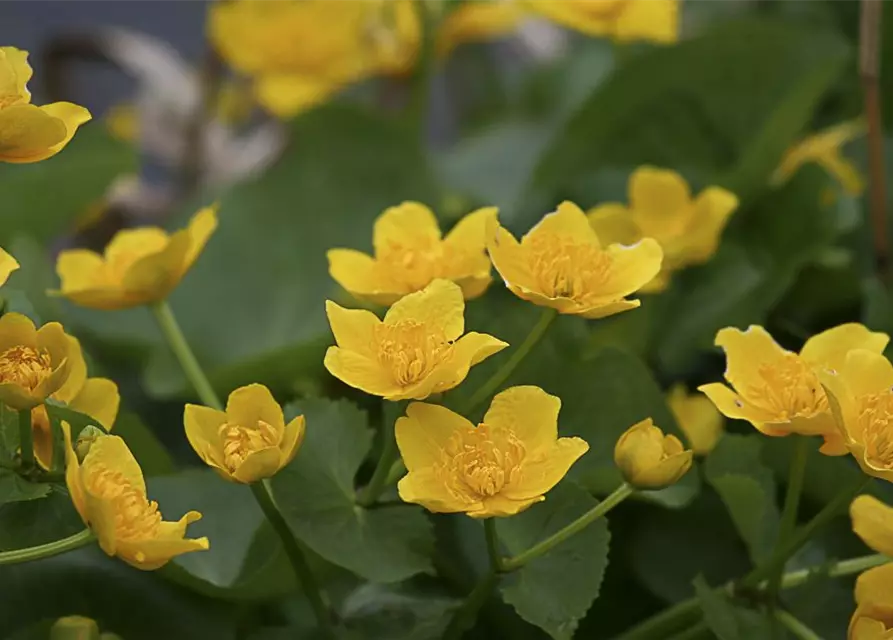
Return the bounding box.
[851,495,893,557]
[487,201,662,319]
[325,279,507,401]
[849,562,893,640]
[328,202,497,305]
[667,384,723,456]
[614,418,692,489]
[396,386,588,517]
[0,247,18,287]
[699,324,888,454]
[53,205,218,310]
[523,0,680,44]
[63,423,208,570]
[773,120,865,196]
[0,313,81,410]
[184,384,305,484]
[587,167,738,292]
[0,47,91,163]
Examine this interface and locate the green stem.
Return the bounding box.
[18,408,33,469]
[616,597,704,640]
[150,300,222,409]
[665,621,711,640]
[767,436,810,600]
[384,459,407,488]
[774,610,822,640]
[251,481,335,639]
[780,553,888,588]
[484,519,502,572]
[461,308,557,415]
[502,483,633,572]
[359,413,399,507]
[0,528,93,565]
[410,0,438,141]
[444,520,503,639]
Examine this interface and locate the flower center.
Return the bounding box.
[745,353,827,418]
[527,235,613,301]
[441,424,526,502]
[219,420,279,472]
[85,466,161,542]
[375,320,450,387]
[378,240,445,292]
[0,346,53,391]
[859,391,893,470]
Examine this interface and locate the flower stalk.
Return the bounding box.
[358,406,400,507]
[0,529,94,565]
[444,519,503,639]
[18,408,34,470]
[766,435,809,601]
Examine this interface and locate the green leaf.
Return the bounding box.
[339,583,459,640]
[271,398,434,583]
[694,575,772,640]
[0,486,82,550]
[704,435,780,563]
[497,482,610,640]
[0,468,50,504]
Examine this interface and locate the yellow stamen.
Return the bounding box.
[441,423,526,502]
[85,467,161,542]
[527,235,613,301]
[745,353,827,418]
[375,320,451,386]
[219,420,279,472]
[0,345,53,390]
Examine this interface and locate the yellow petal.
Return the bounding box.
[0,312,37,352]
[820,152,865,196]
[226,383,285,431]
[454,274,493,301]
[599,238,663,298]
[118,511,209,571]
[325,300,381,358]
[52,335,87,405]
[668,385,723,455]
[383,279,465,342]
[841,349,893,398]
[444,206,499,250]
[0,47,32,102]
[586,203,642,246]
[487,224,538,292]
[183,404,229,472]
[451,331,509,369]
[327,248,400,304]
[522,0,614,37]
[62,421,89,524]
[104,227,169,264]
[715,326,788,394]
[373,201,442,257]
[698,382,778,425]
[410,332,507,398]
[69,378,120,430]
[524,201,599,247]
[850,616,891,640]
[398,468,474,514]
[27,102,92,163]
[685,187,739,263]
[83,433,146,495]
[800,323,889,373]
[0,247,19,287]
[232,446,284,483]
[483,386,561,453]
[578,298,642,320]
[396,402,474,471]
[628,166,691,236]
[279,415,306,468]
[121,231,190,303]
[470,494,543,518]
[851,495,893,557]
[503,437,589,500]
[255,73,338,118]
[181,205,219,273]
[0,104,67,163]
[324,347,400,398]
[613,0,680,44]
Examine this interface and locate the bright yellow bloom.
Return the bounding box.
[523,0,679,44]
[851,495,893,557]
[699,324,888,454]
[0,47,91,163]
[821,349,893,482]
[0,313,81,410]
[849,562,893,639]
[53,205,218,310]
[329,202,497,305]
[487,201,662,319]
[184,384,305,484]
[396,385,588,517]
[667,384,723,456]
[587,167,738,292]
[773,120,865,196]
[614,418,692,489]
[325,279,507,401]
[63,422,208,570]
[0,247,18,287]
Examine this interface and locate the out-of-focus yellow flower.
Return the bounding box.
[325,279,507,401]
[587,167,738,292]
[487,201,662,319]
[329,202,497,305]
[437,1,526,57]
[614,418,692,489]
[667,384,723,456]
[0,47,91,163]
[105,103,138,144]
[851,495,893,557]
[63,422,208,570]
[774,120,866,196]
[0,247,18,287]
[396,385,588,518]
[849,562,893,639]
[184,384,305,484]
[821,349,893,482]
[0,313,79,410]
[523,0,679,44]
[699,324,888,454]
[53,205,218,310]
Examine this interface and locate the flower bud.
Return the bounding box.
[74,425,106,463]
[614,418,693,489]
[51,616,99,640]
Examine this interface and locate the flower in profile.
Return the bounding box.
[0,247,18,287]
[328,202,497,305]
[849,562,893,640]
[523,0,680,44]
[587,167,738,292]
[63,423,208,570]
[184,384,305,484]
[325,279,507,401]
[0,47,91,163]
[396,386,588,517]
[53,205,218,310]
[487,201,662,319]
[773,120,865,195]
[699,324,888,454]
[667,384,723,456]
[614,418,692,489]
[0,313,80,410]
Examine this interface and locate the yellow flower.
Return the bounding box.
[487,201,662,319]
[587,167,738,292]
[699,324,888,454]
[0,247,18,288]
[0,47,91,163]
[0,313,80,410]
[184,384,305,484]
[667,384,723,456]
[63,422,208,570]
[821,349,893,482]
[328,202,497,305]
[523,0,680,44]
[325,279,507,401]
[851,495,893,557]
[849,562,893,639]
[614,418,692,489]
[396,385,589,518]
[773,120,865,196]
[53,205,218,310]
[437,1,525,57]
